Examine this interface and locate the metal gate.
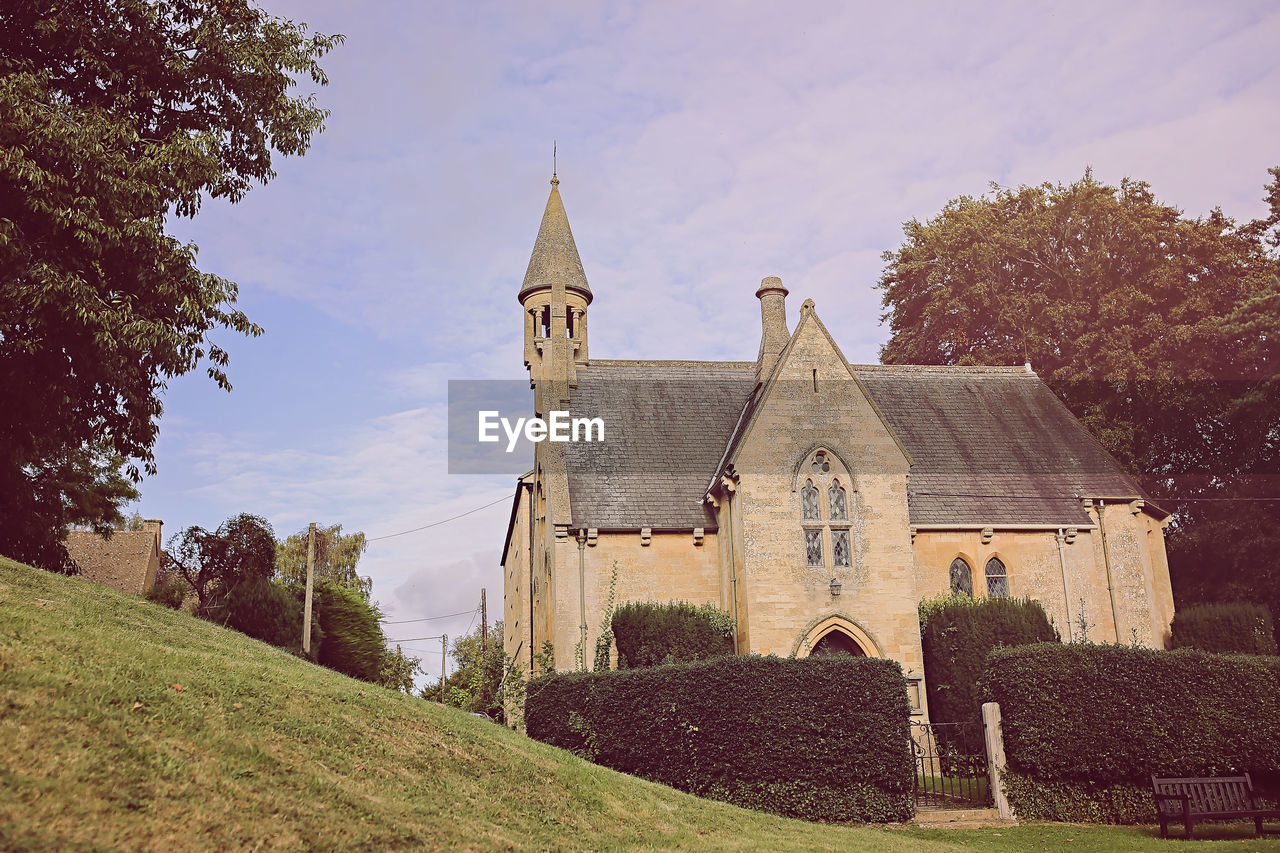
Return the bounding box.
[910,720,992,809]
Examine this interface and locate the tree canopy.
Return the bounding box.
[433,620,509,721]
[166,512,277,618]
[275,523,371,600]
[878,167,1280,634]
[0,0,341,569]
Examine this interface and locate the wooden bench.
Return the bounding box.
[1151,774,1280,839]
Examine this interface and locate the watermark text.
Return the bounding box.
[478,410,605,452]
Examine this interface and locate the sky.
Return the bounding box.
[138,0,1280,682]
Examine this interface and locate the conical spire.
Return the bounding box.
[518,178,593,304]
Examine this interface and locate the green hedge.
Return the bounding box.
[611,601,734,669]
[526,655,914,823]
[1171,602,1277,655]
[216,577,309,652]
[918,594,1058,726]
[314,581,385,682]
[983,643,1280,823]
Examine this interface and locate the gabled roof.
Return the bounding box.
[557,357,1156,530]
[517,180,593,305]
[65,529,160,595]
[564,361,754,528]
[854,365,1156,526]
[710,301,912,490]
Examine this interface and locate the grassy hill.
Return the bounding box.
[2,556,1276,851]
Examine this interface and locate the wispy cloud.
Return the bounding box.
[137,0,1280,669]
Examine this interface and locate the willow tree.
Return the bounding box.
[276,524,372,601]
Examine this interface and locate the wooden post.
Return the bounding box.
[481,588,487,653]
[982,701,1014,820]
[439,633,448,702]
[303,522,316,656]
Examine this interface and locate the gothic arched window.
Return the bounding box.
[985,557,1009,597]
[799,451,853,571]
[828,479,847,521]
[950,557,974,597]
[802,479,820,521]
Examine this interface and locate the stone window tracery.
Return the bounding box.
[985,557,1009,597]
[799,450,854,574]
[802,479,820,521]
[950,557,973,597]
[828,480,847,521]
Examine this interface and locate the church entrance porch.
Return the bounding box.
[809,628,866,656]
[911,720,992,810]
[795,615,881,659]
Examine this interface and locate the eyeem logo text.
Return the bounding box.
[478,411,605,452]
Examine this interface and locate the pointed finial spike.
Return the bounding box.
[551,141,558,186]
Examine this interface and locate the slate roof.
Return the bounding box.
[854,365,1150,526]
[65,529,160,595]
[561,361,1153,529]
[565,361,755,528]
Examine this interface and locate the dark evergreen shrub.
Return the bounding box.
[1171,602,1277,655]
[982,643,1280,822]
[611,601,734,669]
[314,580,385,681]
[918,594,1059,726]
[526,655,914,822]
[216,577,307,650]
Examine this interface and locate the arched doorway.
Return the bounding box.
[796,615,881,659]
[810,628,866,657]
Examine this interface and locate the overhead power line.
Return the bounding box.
[382,607,478,625]
[365,494,511,542]
[387,634,447,644]
[911,491,1280,502]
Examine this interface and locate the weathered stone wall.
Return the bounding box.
[502,483,533,673]
[911,506,1175,648]
[544,530,723,672]
[728,308,926,685]
[1089,501,1174,648]
[912,529,1099,641]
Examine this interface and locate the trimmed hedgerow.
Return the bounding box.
[526,655,914,823]
[611,601,734,669]
[982,643,1280,823]
[1171,602,1277,655]
[997,774,1158,824]
[918,594,1059,727]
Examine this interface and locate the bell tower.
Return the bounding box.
[519,173,592,399]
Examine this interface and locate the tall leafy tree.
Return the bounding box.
[0,0,342,569]
[432,620,509,721]
[275,523,372,600]
[878,168,1280,631]
[166,512,276,618]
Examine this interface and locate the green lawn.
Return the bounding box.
[2,556,1277,851]
[916,771,992,808]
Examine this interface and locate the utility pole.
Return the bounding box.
[481,588,487,653]
[303,522,316,656]
[439,633,448,702]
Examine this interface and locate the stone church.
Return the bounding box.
[501,178,1175,716]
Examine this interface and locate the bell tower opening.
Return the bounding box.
[519,175,592,383]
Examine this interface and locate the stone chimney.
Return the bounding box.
[142,519,162,547]
[755,276,790,384]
